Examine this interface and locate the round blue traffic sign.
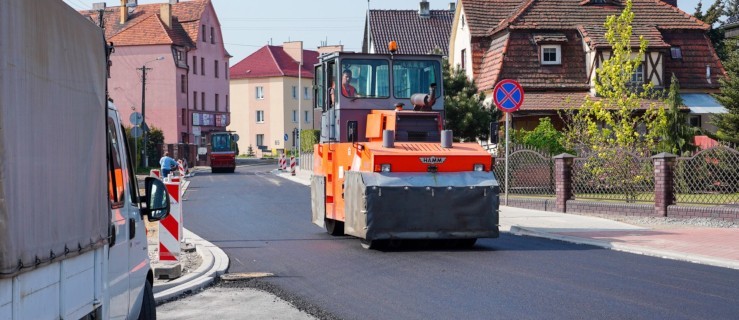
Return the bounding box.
[493,79,524,113]
[284,134,289,141]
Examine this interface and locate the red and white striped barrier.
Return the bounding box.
[290,156,296,176]
[279,154,286,171]
[159,178,182,261]
[150,169,161,178]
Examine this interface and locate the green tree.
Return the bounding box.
[442,59,501,141]
[694,0,726,60]
[712,39,739,144]
[520,118,569,155]
[658,74,698,155]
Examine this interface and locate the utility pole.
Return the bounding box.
[137,65,152,168]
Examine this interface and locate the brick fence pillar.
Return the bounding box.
[554,153,575,213]
[652,152,677,217]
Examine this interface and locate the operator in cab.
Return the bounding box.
[330,69,358,106]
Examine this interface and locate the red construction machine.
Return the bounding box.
[310,45,500,249]
[209,131,238,173]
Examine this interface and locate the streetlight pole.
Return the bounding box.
[298,61,302,156]
[137,56,164,168]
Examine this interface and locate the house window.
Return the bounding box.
[201,92,206,109]
[256,86,264,99]
[202,24,206,42]
[256,134,264,147]
[211,27,215,44]
[461,49,466,70]
[193,91,198,109]
[215,60,219,78]
[541,45,561,65]
[303,87,310,100]
[461,15,465,28]
[180,75,186,93]
[181,108,187,125]
[201,57,205,75]
[292,110,298,123]
[176,50,182,61]
[630,64,644,84]
[225,62,229,79]
[192,56,197,74]
[256,110,265,123]
[671,46,683,59]
[689,115,701,127]
[304,110,310,123]
[292,86,297,99]
[215,94,220,111]
[226,94,229,112]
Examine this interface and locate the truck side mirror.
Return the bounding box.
[142,177,170,221]
[347,121,358,143]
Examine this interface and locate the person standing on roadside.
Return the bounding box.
[159,152,177,178]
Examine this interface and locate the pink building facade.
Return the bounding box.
[85,0,230,145]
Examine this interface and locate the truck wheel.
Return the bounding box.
[324,218,344,236]
[138,281,156,320]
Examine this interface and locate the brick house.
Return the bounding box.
[82,0,230,146]
[449,0,726,132]
[228,42,321,155]
[362,1,456,55]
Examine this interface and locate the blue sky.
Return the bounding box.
[63,0,706,63]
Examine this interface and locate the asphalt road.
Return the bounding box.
[181,161,739,320]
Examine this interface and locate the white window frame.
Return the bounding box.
[256,86,264,99]
[256,110,265,123]
[292,86,297,100]
[292,110,298,123]
[630,63,644,85]
[303,87,310,100]
[304,110,310,123]
[256,134,264,147]
[541,45,561,65]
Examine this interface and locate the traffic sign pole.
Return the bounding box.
[492,79,524,207]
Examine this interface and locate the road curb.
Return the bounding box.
[153,229,230,304]
[508,226,739,270]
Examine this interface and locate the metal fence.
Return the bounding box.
[494,149,555,197]
[300,152,314,172]
[572,150,655,203]
[674,146,739,205]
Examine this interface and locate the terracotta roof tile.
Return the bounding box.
[459,0,523,37]
[476,33,510,90]
[81,0,207,47]
[514,91,667,111]
[662,31,725,89]
[230,46,319,79]
[367,10,454,55]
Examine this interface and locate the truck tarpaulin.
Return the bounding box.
[0,0,108,277]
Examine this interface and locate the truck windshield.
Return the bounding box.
[393,60,441,99]
[211,134,232,152]
[340,59,389,98]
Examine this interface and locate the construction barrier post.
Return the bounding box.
[150,169,160,178]
[159,178,182,262]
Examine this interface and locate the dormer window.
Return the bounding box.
[541,45,561,65]
[670,46,682,59]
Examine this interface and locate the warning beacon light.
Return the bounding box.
[388,41,398,54]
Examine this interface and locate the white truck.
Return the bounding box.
[0,0,170,319]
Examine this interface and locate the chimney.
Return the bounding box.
[93,2,106,10]
[120,0,127,24]
[419,0,431,18]
[449,2,456,12]
[283,41,304,64]
[160,3,172,28]
[662,0,677,6]
[317,45,344,55]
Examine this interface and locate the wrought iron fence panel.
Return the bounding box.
[494,149,555,197]
[675,146,739,205]
[572,150,654,203]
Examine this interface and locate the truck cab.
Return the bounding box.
[209,131,239,173]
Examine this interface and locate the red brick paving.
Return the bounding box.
[555,229,739,261]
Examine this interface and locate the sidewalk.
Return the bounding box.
[277,168,739,270]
